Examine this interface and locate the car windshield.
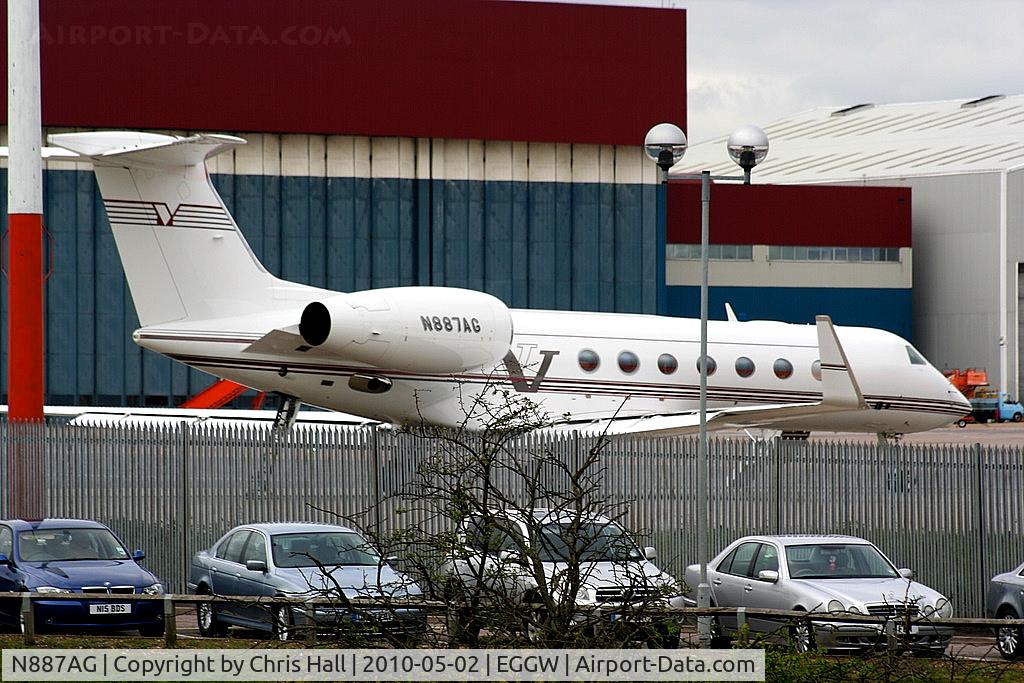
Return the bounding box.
[271,532,379,568]
[537,521,642,562]
[18,528,130,562]
[786,543,899,579]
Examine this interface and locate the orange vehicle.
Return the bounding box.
[944,368,988,399]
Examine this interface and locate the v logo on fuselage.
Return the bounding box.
[504,347,560,393]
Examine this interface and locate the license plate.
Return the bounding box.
[894,623,918,635]
[89,603,130,615]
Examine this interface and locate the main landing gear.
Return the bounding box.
[273,394,302,434]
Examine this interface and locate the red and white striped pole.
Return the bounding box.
[7,0,45,517]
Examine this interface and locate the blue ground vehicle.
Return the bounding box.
[970,391,1024,423]
[0,519,165,635]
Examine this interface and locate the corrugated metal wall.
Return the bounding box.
[0,132,659,406]
[2,423,1022,617]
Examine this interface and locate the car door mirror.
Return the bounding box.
[643,546,657,561]
[898,567,914,580]
[245,559,268,573]
[757,569,779,583]
[132,550,146,561]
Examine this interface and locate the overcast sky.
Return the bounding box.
[525,0,1024,144]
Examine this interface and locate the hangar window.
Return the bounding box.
[618,351,640,374]
[657,353,678,375]
[811,360,822,381]
[773,359,794,379]
[667,244,753,260]
[768,245,901,263]
[735,357,755,378]
[696,355,717,376]
[578,349,600,373]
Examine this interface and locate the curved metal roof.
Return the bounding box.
[672,94,1024,183]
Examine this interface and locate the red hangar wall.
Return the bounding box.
[0,0,686,407]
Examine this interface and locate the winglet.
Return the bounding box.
[815,315,865,409]
[725,303,738,322]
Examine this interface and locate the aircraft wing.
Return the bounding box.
[557,315,865,437]
[239,326,338,359]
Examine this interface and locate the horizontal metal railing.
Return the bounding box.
[3,591,1021,650]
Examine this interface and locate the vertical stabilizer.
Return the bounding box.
[47,132,295,326]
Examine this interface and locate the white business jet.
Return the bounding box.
[43,131,970,437]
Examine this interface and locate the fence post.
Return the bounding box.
[372,428,382,533]
[773,439,782,532]
[20,594,34,645]
[179,421,192,596]
[975,442,987,616]
[163,595,177,646]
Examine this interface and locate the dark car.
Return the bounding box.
[986,561,1024,659]
[188,522,426,641]
[0,519,164,635]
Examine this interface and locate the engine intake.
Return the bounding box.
[298,287,513,374]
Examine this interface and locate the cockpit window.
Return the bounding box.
[906,346,927,366]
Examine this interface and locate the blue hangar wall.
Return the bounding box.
[0,135,661,406]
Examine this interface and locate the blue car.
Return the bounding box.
[0,519,165,635]
[188,522,426,641]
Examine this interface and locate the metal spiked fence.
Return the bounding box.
[0,421,1021,617]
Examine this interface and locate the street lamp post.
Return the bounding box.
[644,122,769,646]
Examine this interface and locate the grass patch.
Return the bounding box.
[766,647,1024,682]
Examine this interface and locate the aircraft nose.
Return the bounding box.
[946,384,972,413]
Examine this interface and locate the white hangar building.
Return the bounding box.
[675,94,1024,398]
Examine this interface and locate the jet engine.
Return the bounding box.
[298,287,513,374]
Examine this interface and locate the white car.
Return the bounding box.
[446,509,684,644]
[684,534,953,653]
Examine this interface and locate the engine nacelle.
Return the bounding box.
[299,287,513,374]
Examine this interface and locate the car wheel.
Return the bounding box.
[997,607,1023,660]
[196,592,227,637]
[139,621,165,638]
[646,621,679,648]
[790,616,815,653]
[524,609,547,643]
[273,605,294,642]
[957,419,967,428]
[708,616,732,648]
[1014,413,1023,423]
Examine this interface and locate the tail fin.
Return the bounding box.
[48,131,290,326]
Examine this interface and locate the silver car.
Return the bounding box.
[683,534,953,653]
[985,561,1024,659]
[447,509,684,643]
[188,522,426,641]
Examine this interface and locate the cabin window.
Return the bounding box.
[773,358,794,379]
[906,345,927,365]
[696,355,717,376]
[657,353,678,375]
[578,349,600,373]
[811,360,822,381]
[735,357,755,378]
[618,351,640,374]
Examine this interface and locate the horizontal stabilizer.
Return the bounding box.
[46,131,245,167]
